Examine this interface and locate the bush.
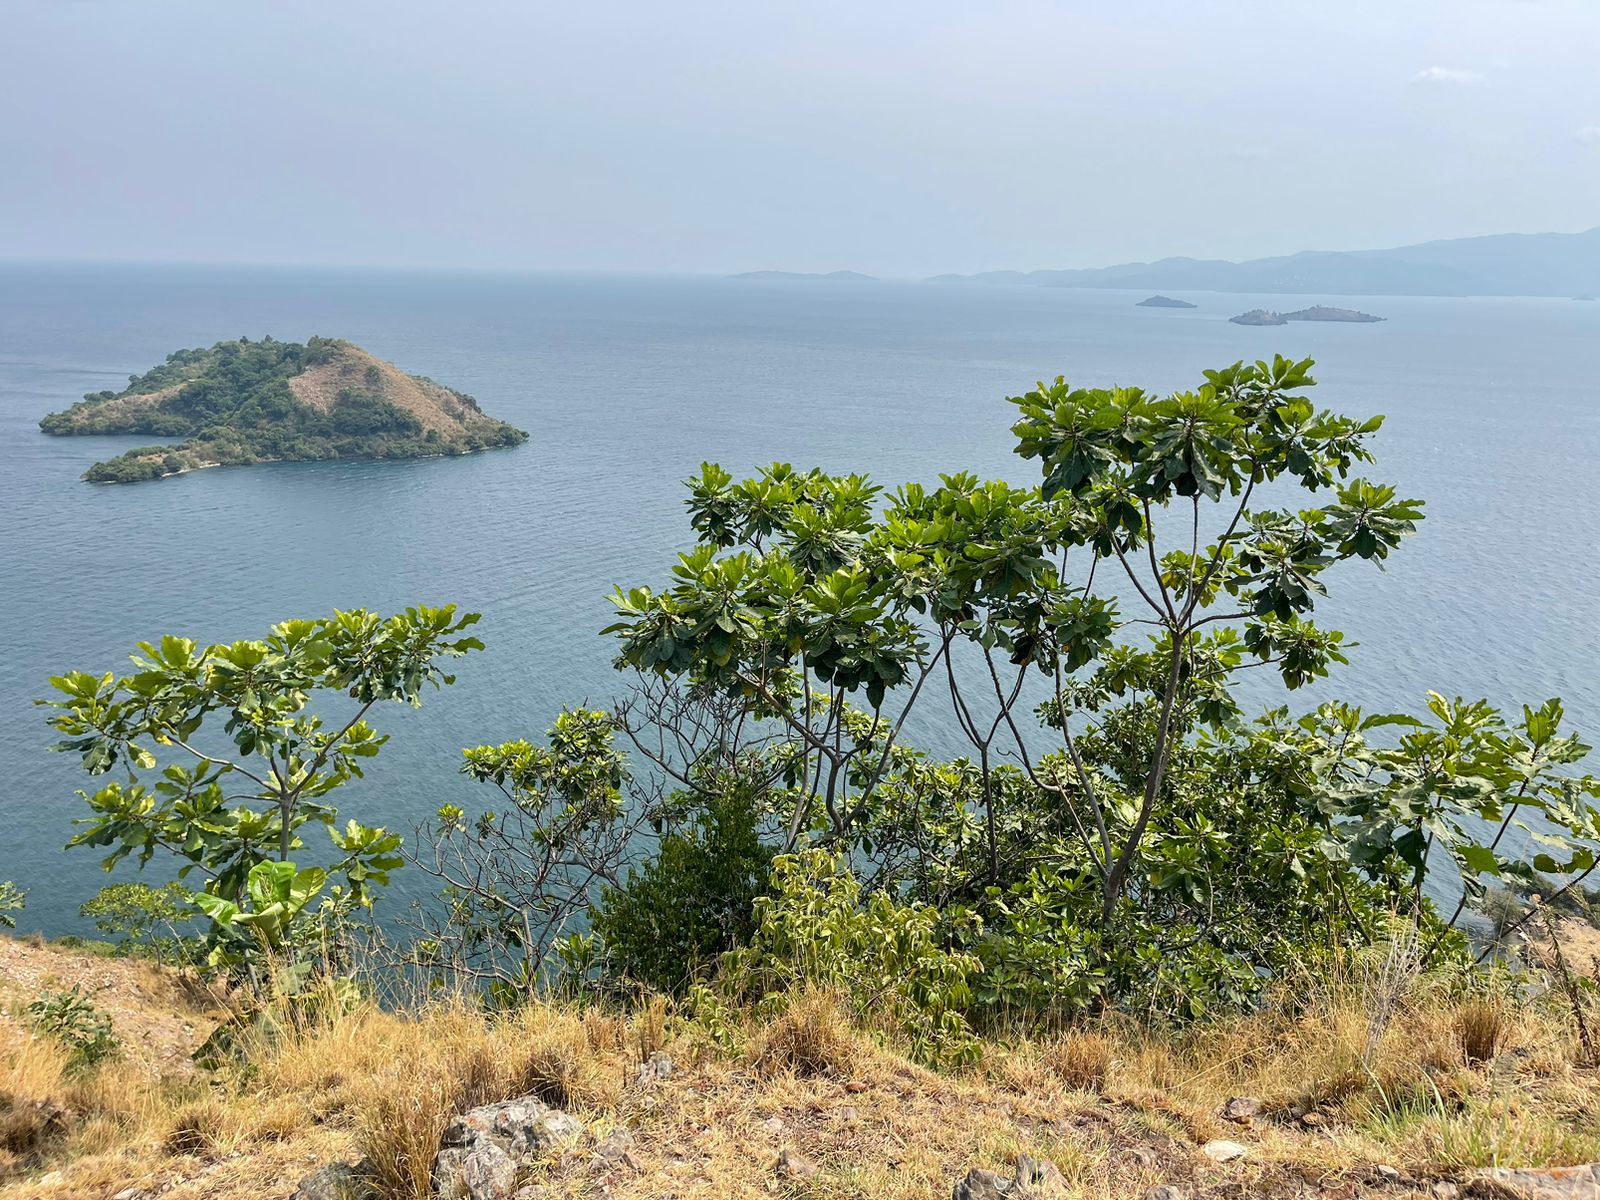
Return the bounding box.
[27,986,119,1069]
[591,784,774,995]
[721,850,983,1067]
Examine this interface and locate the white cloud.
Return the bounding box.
[1413,66,1485,84]
[1578,125,1600,145]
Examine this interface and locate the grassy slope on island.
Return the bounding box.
[38,336,528,483]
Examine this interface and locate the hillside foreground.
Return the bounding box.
[2,930,1598,1200]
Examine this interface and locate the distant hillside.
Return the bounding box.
[931,227,1600,298]
[40,336,527,482]
[730,269,876,281]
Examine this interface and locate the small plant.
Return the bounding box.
[723,850,983,1067]
[1453,997,1505,1064]
[27,985,119,1068]
[0,881,23,929]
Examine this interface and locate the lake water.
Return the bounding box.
[2,263,1597,934]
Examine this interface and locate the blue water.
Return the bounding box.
[2,263,1597,933]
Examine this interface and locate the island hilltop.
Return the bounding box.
[39,335,528,482]
[1135,294,1197,308]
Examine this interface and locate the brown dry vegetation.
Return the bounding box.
[286,344,485,435]
[1,938,1597,1200]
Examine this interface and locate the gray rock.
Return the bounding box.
[295,1161,374,1200]
[953,1168,1015,1200]
[635,1051,672,1084]
[1375,1163,1404,1183]
[952,1156,1069,1199]
[1466,1164,1600,1199]
[433,1096,585,1200]
[590,1128,639,1174]
[1221,1096,1263,1123]
[1145,1188,1187,1200]
[1014,1155,1065,1191]
[1432,1184,1461,1200]
[1202,1140,1248,1164]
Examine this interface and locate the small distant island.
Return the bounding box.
[1136,295,1197,308]
[1230,306,1385,326]
[729,270,876,282]
[39,336,528,483]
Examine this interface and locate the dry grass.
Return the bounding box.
[2,936,1598,1200]
[751,988,855,1077]
[1454,997,1507,1064]
[1039,1030,1115,1093]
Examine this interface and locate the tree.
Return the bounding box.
[42,605,483,978]
[80,882,196,962]
[606,358,1415,910]
[599,356,1600,1016]
[403,709,643,1001]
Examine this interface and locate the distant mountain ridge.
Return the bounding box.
[731,269,876,282]
[929,227,1600,298]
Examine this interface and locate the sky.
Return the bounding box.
[1,0,1597,276]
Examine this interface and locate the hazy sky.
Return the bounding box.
[2,0,1597,275]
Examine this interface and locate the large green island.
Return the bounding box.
[39,335,528,482]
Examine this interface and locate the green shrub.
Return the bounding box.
[721,849,983,1068]
[592,785,774,995]
[28,985,119,1068]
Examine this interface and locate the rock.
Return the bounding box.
[759,1116,786,1136]
[510,1188,547,1200]
[432,1096,585,1200]
[845,1080,868,1094]
[1015,1155,1067,1192]
[1466,1164,1600,1199]
[113,1190,140,1200]
[953,1167,1015,1200]
[1375,1164,1404,1183]
[950,1158,1066,1199]
[590,1128,639,1174]
[1432,1183,1460,1199]
[1221,1096,1263,1123]
[838,1105,859,1123]
[635,1051,672,1084]
[1146,1188,1187,1200]
[776,1149,819,1180]
[1299,1111,1327,1129]
[1202,1140,1248,1164]
[294,1161,374,1200]
[1123,1147,1160,1168]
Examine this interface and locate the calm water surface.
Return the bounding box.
[2,264,1597,932]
